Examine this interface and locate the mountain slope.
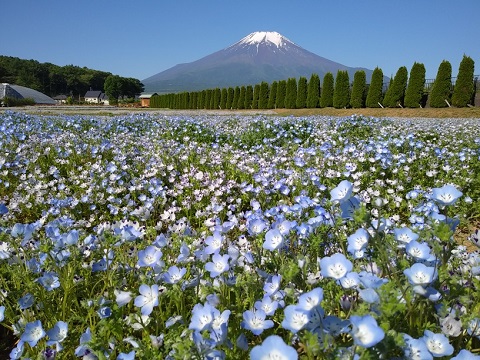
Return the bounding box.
[143,31,378,93]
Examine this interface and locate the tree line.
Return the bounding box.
[150,55,476,109]
[0,56,144,102]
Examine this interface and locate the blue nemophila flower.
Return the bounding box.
[248,218,267,236]
[0,203,8,215]
[18,293,34,310]
[470,229,480,248]
[404,263,438,287]
[330,180,353,203]
[263,274,281,296]
[254,296,279,316]
[297,287,324,310]
[117,351,135,360]
[340,272,361,289]
[431,184,462,206]
[162,265,187,284]
[467,318,480,339]
[402,334,433,360]
[451,349,480,359]
[406,240,432,261]
[46,321,68,351]
[349,315,384,348]
[281,305,310,334]
[74,327,93,357]
[263,228,284,251]
[97,306,112,319]
[134,284,159,316]
[323,315,350,337]
[20,319,46,347]
[189,303,215,331]
[205,253,230,278]
[250,335,298,360]
[394,227,419,247]
[421,330,454,357]
[37,271,61,291]
[241,309,274,335]
[9,341,24,359]
[137,245,163,268]
[114,289,133,307]
[204,231,224,254]
[347,228,370,259]
[319,253,353,280]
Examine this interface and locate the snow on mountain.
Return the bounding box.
[142,31,379,93]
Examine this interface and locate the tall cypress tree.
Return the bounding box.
[213,88,221,109]
[296,76,308,108]
[430,60,452,108]
[245,85,253,109]
[452,55,475,107]
[306,73,320,108]
[350,70,366,108]
[268,81,278,109]
[366,67,384,108]
[404,62,426,108]
[333,70,350,109]
[232,86,240,109]
[238,86,246,109]
[285,77,297,108]
[276,80,287,108]
[220,88,227,109]
[258,81,270,109]
[226,87,234,109]
[383,66,408,107]
[320,72,334,108]
[252,84,260,109]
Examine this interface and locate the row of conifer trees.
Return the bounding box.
[150,55,476,109]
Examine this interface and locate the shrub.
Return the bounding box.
[320,72,334,108]
[366,67,384,108]
[452,55,475,107]
[1,97,35,107]
[429,60,452,108]
[350,70,367,108]
[404,62,426,108]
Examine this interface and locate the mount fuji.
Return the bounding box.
[142,31,377,93]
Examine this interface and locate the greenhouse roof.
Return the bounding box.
[0,83,56,105]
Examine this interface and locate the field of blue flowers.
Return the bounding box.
[0,111,479,359]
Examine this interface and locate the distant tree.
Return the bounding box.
[104,75,123,105]
[232,86,241,109]
[333,70,350,108]
[429,60,452,108]
[226,87,234,109]
[350,70,366,108]
[320,72,334,108]
[268,81,278,109]
[276,80,287,108]
[306,73,320,108]
[452,55,475,107]
[238,86,246,109]
[190,92,197,109]
[285,77,297,108]
[205,89,213,109]
[213,88,221,109]
[245,85,253,109]
[366,67,384,108]
[296,76,308,108]
[258,81,270,109]
[404,62,426,108]
[383,66,408,107]
[220,88,227,109]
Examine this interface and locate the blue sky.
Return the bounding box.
[2,0,479,82]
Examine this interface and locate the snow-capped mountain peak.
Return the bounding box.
[236,31,294,48]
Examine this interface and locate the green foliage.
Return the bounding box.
[429,60,452,108]
[276,80,287,108]
[252,84,260,109]
[232,86,240,109]
[306,73,321,108]
[245,85,253,109]
[104,75,122,105]
[258,81,270,109]
[383,66,408,108]
[267,81,278,109]
[285,77,297,109]
[1,97,35,107]
[333,70,350,109]
[452,55,475,107]
[238,86,246,109]
[404,62,426,108]
[366,67,384,108]
[296,76,308,109]
[320,72,334,108]
[226,87,234,109]
[350,70,367,108]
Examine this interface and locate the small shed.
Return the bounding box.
[139,93,157,107]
